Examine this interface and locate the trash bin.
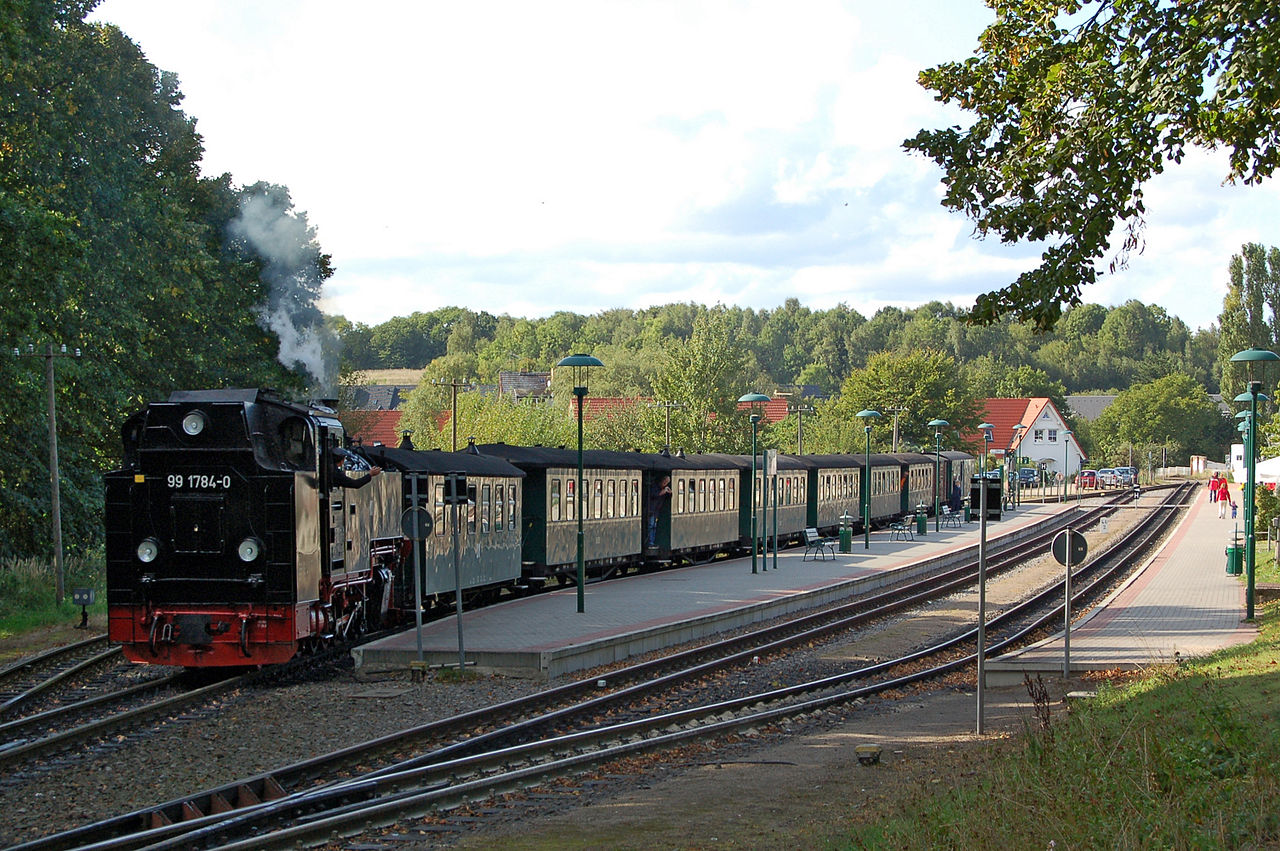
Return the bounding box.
[1225,543,1243,575]
[838,512,853,554]
[916,503,927,536]
[963,502,972,522]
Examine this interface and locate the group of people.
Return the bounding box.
[1208,472,1237,519]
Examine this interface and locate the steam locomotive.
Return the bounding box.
[105,389,973,668]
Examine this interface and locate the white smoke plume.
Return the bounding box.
[228,187,338,392]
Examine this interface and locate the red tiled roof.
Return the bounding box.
[737,398,789,424]
[345,409,403,447]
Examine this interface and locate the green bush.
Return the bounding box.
[0,551,104,636]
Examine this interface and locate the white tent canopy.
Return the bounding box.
[1254,455,1280,485]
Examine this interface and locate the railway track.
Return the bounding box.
[13,484,1189,850]
[0,634,121,717]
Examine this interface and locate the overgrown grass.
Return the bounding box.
[0,552,105,638]
[840,604,1280,850]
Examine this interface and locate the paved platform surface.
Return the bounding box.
[986,482,1257,685]
[354,501,1065,678]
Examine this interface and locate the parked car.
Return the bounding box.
[1115,468,1134,485]
[1078,469,1098,489]
[1017,467,1039,487]
[1097,468,1117,487]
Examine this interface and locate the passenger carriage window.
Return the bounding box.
[495,485,504,531]
[697,478,706,512]
[785,477,792,505]
[467,485,477,532]
[566,479,576,521]
[593,478,603,519]
[550,479,561,522]
[677,479,685,514]
[728,478,736,510]
[509,484,517,530]
[687,478,696,513]
[632,479,639,517]
[481,484,491,533]
[434,482,446,536]
[607,479,616,519]
[718,478,726,511]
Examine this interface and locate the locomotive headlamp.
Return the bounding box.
[137,538,160,563]
[181,411,208,436]
[237,537,263,562]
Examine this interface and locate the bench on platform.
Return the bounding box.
[803,527,836,561]
[940,505,962,528]
[890,520,914,541]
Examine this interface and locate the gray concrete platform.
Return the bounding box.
[986,484,1257,685]
[354,501,1066,678]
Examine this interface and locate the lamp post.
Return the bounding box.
[556,353,603,613]
[928,418,949,532]
[739,393,771,573]
[1230,346,1280,620]
[14,342,82,605]
[1062,429,1072,504]
[650,400,685,452]
[856,410,882,549]
[1008,424,1024,508]
[976,421,994,734]
[788,403,814,454]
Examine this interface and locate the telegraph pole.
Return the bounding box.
[650,400,684,451]
[14,342,82,604]
[788,404,814,454]
[431,377,473,452]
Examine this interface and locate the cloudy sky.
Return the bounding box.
[90,0,1279,331]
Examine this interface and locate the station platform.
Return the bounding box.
[354,501,1066,679]
[986,485,1257,686]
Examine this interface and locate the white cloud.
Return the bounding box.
[91,0,1270,333]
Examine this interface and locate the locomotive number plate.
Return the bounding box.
[167,474,232,489]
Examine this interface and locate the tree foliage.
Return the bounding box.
[1090,374,1230,466]
[1,1,324,560]
[907,0,1280,329]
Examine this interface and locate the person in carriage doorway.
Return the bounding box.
[647,475,672,546]
[331,446,383,489]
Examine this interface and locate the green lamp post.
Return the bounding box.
[1230,346,1280,620]
[738,392,771,574]
[928,418,949,531]
[1009,424,1024,508]
[556,353,603,613]
[1062,429,1073,503]
[857,410,881,548]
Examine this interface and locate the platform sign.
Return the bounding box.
[1052,529,1088,566]
[400,506,433,540]
[444,472,469,505]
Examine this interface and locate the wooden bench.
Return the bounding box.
[803,527,836,561]
[890,520,913,541]
[940,505,962,528]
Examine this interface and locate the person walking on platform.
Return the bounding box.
[1209,473,1220,504]
[1219,483,1229,518]
[1231,499,1239,520]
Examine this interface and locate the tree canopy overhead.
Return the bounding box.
[907,0,1280,330]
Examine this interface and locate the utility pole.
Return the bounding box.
[431,377,474,452]
[787,403,814,454]
[887,406,908,453]
[14,342,82,604]
[650,400,684,451]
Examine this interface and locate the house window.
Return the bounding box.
[1048,429,1058,443]
[1034,429,1045,442]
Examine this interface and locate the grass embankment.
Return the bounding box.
[0,553,105,643]
[842,604,1280,849]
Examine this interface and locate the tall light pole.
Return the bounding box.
[976,421,994,734]
[857,410,882,549]
[431,377,475,452]
[788,403,814,454]
[14,342,82,605]
[1062,429,1073,503]
[1230,346,1280,621]
[556,353,603,613]
[739,393,771,574]
[928,418,949,532]
[1008,424,1024,508]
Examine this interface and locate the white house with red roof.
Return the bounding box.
[972,398,1085,479]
